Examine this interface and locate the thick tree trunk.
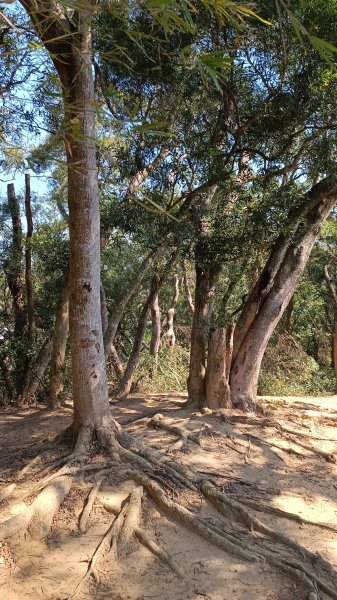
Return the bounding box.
[64,27,111,434]
[150,276,161,359]
[19,0,112,445]
[205,325,234,409]
[230,186,337,410]
[104,248,161,357]
[186,264,219,409]
[166,275,179,350]
[48,274,70,409]
[323,265,337,393]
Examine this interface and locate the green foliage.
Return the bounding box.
[135,346,189,393]
[259,333,335,396]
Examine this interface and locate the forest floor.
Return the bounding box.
[1,392,337,600]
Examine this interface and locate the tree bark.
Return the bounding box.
[101,282,124,377]
[166,275,179,350]
[20,0,112,435]
[104,248,161,357]
[24,173,35,342]
[21,338,53,405]
[5,183,26,337]
[323,264,337,393]
[48,273,70,409]
[116,253,178,399]
[186,264,220,409]
[230,184,337,410]
[205,325,234,409]
[182,261,194,314]
[150,276,161,359]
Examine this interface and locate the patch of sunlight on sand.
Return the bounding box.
[273,493,337,525]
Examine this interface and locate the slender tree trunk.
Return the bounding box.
[186,264,220,408]
[5,183,26,336]
[4,183,29,398]
[101,282,124,377]
[229,187,337,410]
[21,338,53,404]
[166,275,179,350]
[24,173,35,342]
[116,253,178,399]
[48,273,70,409]
[182,261,194,314]
[104,248,161,356]
[150,275,161,359]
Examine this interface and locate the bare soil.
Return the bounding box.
[1,392,337,600]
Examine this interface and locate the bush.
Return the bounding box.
[259,332,335,396]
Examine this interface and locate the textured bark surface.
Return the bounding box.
[19,0,113,434]
[24,173,35,342]
[5,183,26,338]
[230,185,337,410]
[187,264,219,409]
[21,338,53,404]
[182,261,194,314]
[116,254,177,399]
[150,276,161,358]
[324,265,337,392]
[116,274,160,399]
[205,325,234,409]
[166,275,179,350]
[49,274,70,409]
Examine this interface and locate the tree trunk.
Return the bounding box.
[4,183,29,398]
[166,275,179,350]
[150,276,161,359]
[19,0,113,435]
[205,325,234,409]
[5,183,26,337]
[104,248,161,357]
[48,273,70,409]
[323,264,337,393]
[24,173,35,342]
[101,282,124,377]
[21,338,53,405]
[186,264,220,409]
[230,185,337,411]
[182,261,194,314]
[116,253,177,399]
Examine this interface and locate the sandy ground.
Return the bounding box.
[0,393,337,600]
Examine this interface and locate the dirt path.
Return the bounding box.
[1,393,337,600]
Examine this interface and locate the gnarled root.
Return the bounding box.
[0,476,72,541]
[150,413,202,454]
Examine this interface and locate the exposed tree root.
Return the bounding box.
[127,470,257,562]
[100,497,184,578]
[233,497,337,534]
[66,492,132,600]
[0,483,16,503]
[3,415,337,600]
[150,413,202,453]
[200,480,334,574]
[0,476,72,541]
[79,475,105,533]
[219,413,336,463]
